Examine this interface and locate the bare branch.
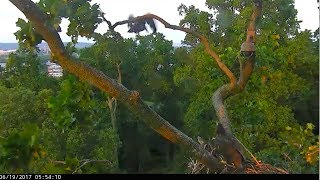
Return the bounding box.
[211,0,263,167]
[238,0,262,89]
[72,159,111,174]
[100,12,113,30]
[116,62,122,84]
[107,62,121,130]
[213,0,262,137]
[51,159,112,174]
[111,14,237,88]
[212,84,234,136]
[9,0,225,172]
[246,0,262,43]
[50,160,66,165]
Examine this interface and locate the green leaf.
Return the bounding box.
[306,123,314,130]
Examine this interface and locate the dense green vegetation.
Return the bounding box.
[0,0,318,173]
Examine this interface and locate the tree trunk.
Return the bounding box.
[9,0,225,172]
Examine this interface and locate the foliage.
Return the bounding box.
[0,124,44,172]
[0,85,49,173]
[15,0,102,45]
[1,0,318,174]
[175,0,319,173]
[46,74,121,173]
[256,123,319,173]
[3,50,57,91]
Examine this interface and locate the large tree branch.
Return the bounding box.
[213,0,262,136]
[211,0,262,166]
[212,84,234,136]
[106,9,263,139]
[9,0,226,172]
[107,14,237,88]
[238,1,262,89]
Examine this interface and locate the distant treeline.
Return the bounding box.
[0,42,93,51]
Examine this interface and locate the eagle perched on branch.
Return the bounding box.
[127,14,157,34]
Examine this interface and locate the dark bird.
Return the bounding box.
[127,14,157,34]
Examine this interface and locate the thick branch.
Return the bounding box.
[212,84,234,136]
[246,0,262,43]
[9,0,225,172]
[110,14,237,88]
[238,1,262,89]
[238,55,255,90]
[213,0,262,135]
[211,0,262,165]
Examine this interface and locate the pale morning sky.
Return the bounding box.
[0,0,319,44]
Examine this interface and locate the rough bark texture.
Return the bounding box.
[211,0,262,168]
[9,0,265,173]
[9,0,226,172]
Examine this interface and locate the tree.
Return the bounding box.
[6,0,318,173]
[175,0,319,173]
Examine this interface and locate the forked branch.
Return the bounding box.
[104,14,237,88]
[9,0,226,172]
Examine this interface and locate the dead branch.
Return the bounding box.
[210,0,262,168]
[9,0,225,172]
[72,159,111,174]
[108,14,237,88]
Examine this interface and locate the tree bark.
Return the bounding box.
[104,3,262,145]
[9,0,264,173]
[9,0,226,172]
[211,1,262,167]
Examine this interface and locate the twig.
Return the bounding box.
[234,137,260,165]
[100,12,113,30]
[282,153,292,162]
[72,159,111,174]
[50,160,66,165]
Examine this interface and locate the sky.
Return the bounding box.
[0,0,319,44]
